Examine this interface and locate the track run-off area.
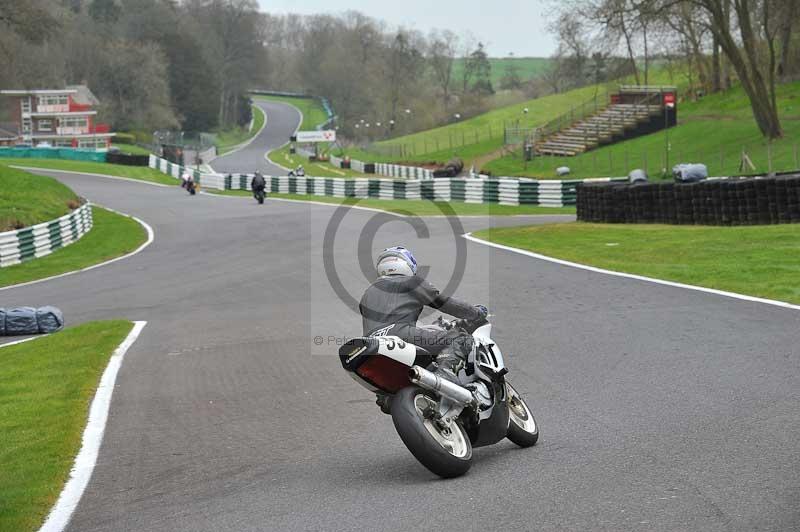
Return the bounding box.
[4,100,799,532]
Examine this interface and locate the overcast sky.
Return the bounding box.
[257,0,557,57]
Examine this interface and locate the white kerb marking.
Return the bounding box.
[463,232,800,312]
[38,321,147,532]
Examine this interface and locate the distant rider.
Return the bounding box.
[359,247,488,386]
[251,171,266,199]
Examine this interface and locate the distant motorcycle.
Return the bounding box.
[288,165,305,177]
[338,315,538,478]
[253,188,265,204]
[186,179,197,195]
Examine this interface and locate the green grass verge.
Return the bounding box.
[111,143,151,155]
[253,94,329,130]
[0,320,134,532]
[474,222,800,304]
[4,159,177,186]
[484,80,800,179]
[267,145,369,178]
[211,189,575,216]
[0,165,80,231]
[0,207,147,288]
[215,105,266,155]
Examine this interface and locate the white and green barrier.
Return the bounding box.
[0,203,93,268]
[149,155,623,206]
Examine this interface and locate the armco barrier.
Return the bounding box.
[577,175,800,225]
[0,147,106,162]
[0,203,93,267]
[150,155,613,206]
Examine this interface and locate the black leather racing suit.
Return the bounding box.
[359,275,483,367]
[251,174,266,192]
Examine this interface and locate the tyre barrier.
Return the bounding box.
[106,152,150,166]
[577,175,800,225]
[0,203,93,268]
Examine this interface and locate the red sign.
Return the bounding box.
[663,93,676,108]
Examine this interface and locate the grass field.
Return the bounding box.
[4,159,178,186]
[474,222,800,304]
[0,206,148,288]
[451,57,552,87]
[485,80,800,179]
[0,320,134,532]
[215,105,266,155]
[0,165,80,231]
[212,189,576,216]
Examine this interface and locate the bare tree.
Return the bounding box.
[690,0,784,138]
[427,30,458,111]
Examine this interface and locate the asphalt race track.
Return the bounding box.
[209,99,300,176]
[5,107,799,531]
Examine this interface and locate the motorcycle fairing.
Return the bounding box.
[338,337,434,394]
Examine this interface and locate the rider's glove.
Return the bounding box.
[474,305,489,319]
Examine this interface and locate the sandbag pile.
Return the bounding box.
[672,163,708,183]
[577,176,800,225]
[0,306,64,335]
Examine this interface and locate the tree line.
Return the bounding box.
[546,0,799,139]
[0,2,516,140]
[0,0,267,135]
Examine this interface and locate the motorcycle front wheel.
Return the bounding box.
[391,386,472,478]
[505,381,539,447]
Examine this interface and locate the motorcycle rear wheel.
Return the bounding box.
[391,386,472,478]
[505,381,539,447]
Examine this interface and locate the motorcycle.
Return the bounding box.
[338,316,538,478]
[186,179,197,195]
[253,188,265,204]
[288,165,305,178]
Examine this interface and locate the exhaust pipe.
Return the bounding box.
[409,365,475,406]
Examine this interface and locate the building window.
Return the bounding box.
[38,95,69,107]
[60,117,88,129]
[38,119,53,131]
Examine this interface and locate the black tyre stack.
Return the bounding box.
[577,174,800,225]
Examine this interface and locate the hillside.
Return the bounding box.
[484,80,800,179]
[451,57,552,88]
[344,66,692,167]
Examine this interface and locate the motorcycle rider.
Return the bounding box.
[359,247,488,388]
[251,171,266,201]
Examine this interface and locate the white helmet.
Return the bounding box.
[376,246,417,277]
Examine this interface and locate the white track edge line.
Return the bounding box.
[0,207,154,292]
[0,335,48,348]
[463,232,800,312]
[10,166,174,188]
[198,190,406,217]
[38,320,147,532]
[263,100,303,172]
[209,104,268,162]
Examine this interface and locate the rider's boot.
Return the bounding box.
[432,352,463,385]
[433,332,473,384]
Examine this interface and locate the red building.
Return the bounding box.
[1,85,114,149]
